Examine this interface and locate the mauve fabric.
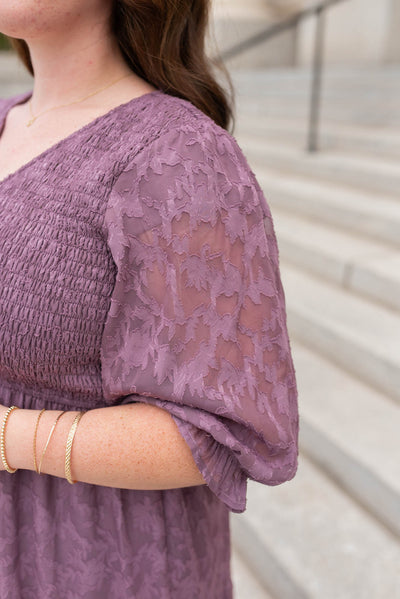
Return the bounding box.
[0,88,299,598]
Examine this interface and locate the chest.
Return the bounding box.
[0,174,116,397]
[0,105,109,183]
[0,137,60,183]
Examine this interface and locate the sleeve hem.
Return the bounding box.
[171,414,248,514]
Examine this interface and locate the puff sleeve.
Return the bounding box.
[100,123,299,513]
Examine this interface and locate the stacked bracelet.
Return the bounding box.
[38,411,66,475]
[65,411,86,484]
[1,405,86,485]
[33,408,46,473]
[0,406,20,473]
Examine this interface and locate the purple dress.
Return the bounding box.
[0,88,299,598]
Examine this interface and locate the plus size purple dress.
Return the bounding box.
[0,88,299,598]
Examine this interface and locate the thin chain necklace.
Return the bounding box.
[26,73,133,127]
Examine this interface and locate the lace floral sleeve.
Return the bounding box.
[100,122,299,513]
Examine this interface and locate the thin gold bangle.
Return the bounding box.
[65,411,86,485]
[33,409,46,473]
[38,411,66,475]
[1,406,20,473]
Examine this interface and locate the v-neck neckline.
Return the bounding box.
[0,88,163,188]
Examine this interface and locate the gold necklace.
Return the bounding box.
[26,73,133,127]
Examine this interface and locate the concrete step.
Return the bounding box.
[235,93,400,108]
[230,67,400,94]
[234,90,400,104]
[231,547,274,599]
[235,115,400,160]
[230,65,400,87]
[280,263,400,403]
[231,67,400,127]
[234,91,400,128]
[238,137,400,197]
[231,455,400,599]
[272,209,400,312]
[253,167,400,248]
[292,342,400,538]
[236,100,400,128]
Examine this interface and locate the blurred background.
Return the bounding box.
[1,1,400,597]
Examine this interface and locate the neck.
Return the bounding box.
[26,23,136,113]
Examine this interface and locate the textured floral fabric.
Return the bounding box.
[0,88,299,598]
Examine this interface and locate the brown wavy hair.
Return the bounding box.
[5,0,235,133]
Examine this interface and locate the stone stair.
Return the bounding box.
[247,170,400,248]
[232,66,400,127]
[239,138,400,197]
[236,115,400,160]
[232,548,274,599]
[272,210,400,311]
[232,453,400,599]
[229,66,400,598]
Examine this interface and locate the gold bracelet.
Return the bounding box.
[38,411,66,475]
[33,409,46,473]
[65,411,86,485]
[1,406,20,473]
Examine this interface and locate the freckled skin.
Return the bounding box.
[0,1,116,91]
[0,0,111,40]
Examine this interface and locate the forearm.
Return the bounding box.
[4,403,207,489]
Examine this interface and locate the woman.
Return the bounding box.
[0,1,299,597]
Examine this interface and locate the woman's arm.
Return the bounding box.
[0,403,207,489]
